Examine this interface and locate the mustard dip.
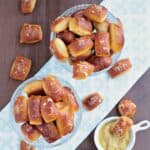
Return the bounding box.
[99,121,130,150]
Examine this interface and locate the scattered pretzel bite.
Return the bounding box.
[41,96,59,123]
[110,116,133,137]
[69,17,93,36]
[88,56,112,71]
[95,32,110,56]
[20,140,36,150]
[93,19,110,32]
[20,23,43,44]
[71,9,85,17]
[56,30,76,44]
[36,122,60,143]
[28,95,42,125]
[42,75,65,102]
[118,99,137,117]
[68,36,93,57]
[73,61,95,79]
[50,38,69,61]
[109,23,124,53]
[82,93,103,111]
[63,87,79,112]
[83,4,107,23]
[51,16,70,33]
[108,58,132,78]
[56,106,74,136]
[10,56,31,81]
[23,80,43,96]
[21,0,37,14]
[14,96,28,123]
[21,122,40,142]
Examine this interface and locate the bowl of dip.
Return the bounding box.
[94,116,150,150]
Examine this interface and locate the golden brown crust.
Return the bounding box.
[51,16,70,33]
[28,95,42,125]
[118,99,137,117]
[68,36,93,57]
[63,87,79,112]
[21,0,37,14]
[20,23,43,44]
[21,123,40,142]
[14,96,28,123]
[93,19,110,32]
[69,17,93,36]
[108,58,132,78]
[42,75,65,102]
[88,56,112,72]
[10,56,31,81]
[110,116,133,137]
[23,80,43,96]
[56,106,74,136]
[41,96,59,123]
[36,122,60,143]
[82,93,103,111]
[20,140,36,150]
[49,38,69,61]
[109,23,124,52]
[83,4,107,23]
[95,32,110,56]
[73,61,95,79]
[56,30,76,44]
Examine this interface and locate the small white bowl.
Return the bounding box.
[94,116,150,150]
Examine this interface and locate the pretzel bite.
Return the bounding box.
[110,116,133,137]
[108,58,132,78]
[23,80,43,96]
[93,20,110,32]
[109,23,124,52]
[21,123,40,142]
[83,4,107,23]
[95,32,110,56]
[56,106,74,136]
[10,56,31,81]
[20,140,35,150]
[56,30,76,44]
[51,16,70,33]
[28,95,42,125]
[50,38,69,61]
[69,17,93,36]
[73,61,95,79]
[36,122,60,143]
[42,75,65,102]
[21,0,37,14]
[41,96,59,123]
[68,36,93,57]
[88,56,112,71]
[20,23,43,44]
[118,99,137,117]
[82,93,103,111]
[63,87,79,112]
[14,96,28,123]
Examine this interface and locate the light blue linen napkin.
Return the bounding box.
[0,0,149,149]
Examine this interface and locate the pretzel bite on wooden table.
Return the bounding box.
[20,23,43,44]
[10,56,31,81]
[83,4,107,23]
[21,0,37,14]
[14,96,28,123]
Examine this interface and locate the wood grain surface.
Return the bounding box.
[0,0,149,150]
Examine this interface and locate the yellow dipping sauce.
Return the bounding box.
[99,121,130,150]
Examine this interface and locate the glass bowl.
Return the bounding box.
[50,4,122,76]
[9,75,82,148]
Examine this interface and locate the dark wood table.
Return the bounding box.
[0,0,149,149]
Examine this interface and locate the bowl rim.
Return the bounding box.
[94,116,135,150]
[9,74,82,148]
[50,3,123,77]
